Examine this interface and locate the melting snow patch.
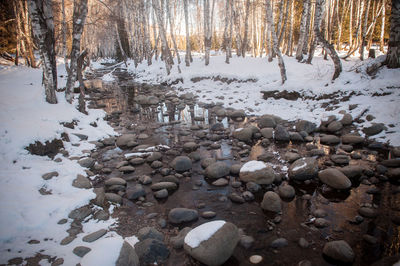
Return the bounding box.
[80,235,123,266]
[240,160,267,173]
[184,220,225,248]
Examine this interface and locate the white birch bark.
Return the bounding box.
[296,0,310,61]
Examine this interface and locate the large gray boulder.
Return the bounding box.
[116,134,137,149]
[184,221,239,266]
[288,157,318,181]
[295,120,316,134]
[322,240,355,263]
[135,238,169,265]
[258,115,277,129]
[274,125,290,142]
[205,162,230,179]
[116,241,139,266]
[168,208,199,224]
[171,156,192,172]
[318,168,352,190]
[261,191,282,213]
[239,161,275,185]
[341,134,364,144]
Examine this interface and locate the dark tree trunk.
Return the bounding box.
[386,0,400,68]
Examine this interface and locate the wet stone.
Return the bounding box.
[78,158,95,168]
[205,161,230,179]
[249,255,263,264]
[151,182,177,191]
[212,178,229,186]
[105,177,126,186]
[330,154,350,165]
[135,238,169,265]
[261,191,282,213]
[358,207,378,218]
[72,174,92,189]
[314,218,330,228]
[105,193,122,204]
[278,184,295,199]
[201,211,217,219]
[298,238,309,248]
[274,125,290,142]
[73,246,91,257]
[170,227,192,249]
[42,171,59,180]
[83,229,107,243]
[246,182,261,193]
[320,135,340,145]
[327,121,343,132]
[288,157,318,181]
[240,235,254,249]
[363,123,384,136]
[138,227,164,242]
[130,158,145,165]
[322,240,354,263]
[270,238,288,249]
[119,165,135,173]
[126,184,146,200]
[171,156,192,172]
[168,208,198,224]
[229,193,245,203]
[154,189,168,199]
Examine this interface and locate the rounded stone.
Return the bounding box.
[171,156,192,172]
[205,162,230,179]
[288,157,318,181]
[322,240,355,263]
[318,168,352,190]
[261,191,282,213]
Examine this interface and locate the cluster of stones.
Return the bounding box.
[35,79,400,265]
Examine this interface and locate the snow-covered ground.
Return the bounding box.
[125,49,400,146]
[0,63,128,265]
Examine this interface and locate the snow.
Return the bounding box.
[292,160,307,171]
[80,234,122,266]
[240,160,267,173]
[184,220,226,248]
[124,49,400,146]
[0,64,116,264]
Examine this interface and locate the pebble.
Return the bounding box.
[249,255,263,264]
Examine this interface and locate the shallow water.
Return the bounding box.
[90,68,399,266]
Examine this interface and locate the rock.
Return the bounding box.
[151,182,177,191]
[284,152,301,163]
[358,207,378,218]
[126,184,146,200]
[246,182,261,193]
[290,132,304,142]
[308,149,325,157]
[261,191,282,213]
[318,168,352,190]
[154,188,168,199]
[116,134,137,149]
[183,142,199,152]
[212,178,229,186]
[73,246,91,257]
[320,135,340,145]
[116,242,139,266]
[242,191,254,201]
[233,127,253,142]
[105,193,122,204]
[135,238,169,265]
[168,208,199,224]
[339,166,364,179]
[150,161,163,169]
[201,211,217,219]
[201,158,216,169]
[274,125,290,142]
[42,171,58,180]
[78,158,95,168]
[170,227,192,249]
[229,109,246,121]
[130,158,145,165]
[230,164,242,175]
[296,120,316,134]
[288,157,318,181]
[205,162,230,179]
[327,121,343,132]
[341,114,353,126]
[363,234,378,245]
[94,187,106,207]
[363,123,384,136]
[388,168,400,179]
[239,160,276,185]
[298,238,309,248]
[330,154,350,165]
[240,235,254,249]
[249,255,263,264]
[322,240,355,263]
[278,184,295,199]
[60,235,75,245]
[139,175,152,185]
[72,174,91,189]
[313,209,327,218]
[146,152,162,163]
[68,206,92,221]
[82,229,107,243]
[119,165,135,173]
[138,227,164,241]
[260,128,273,139]
[94,210,109,221]
[105,177,126,186]
[270,238,288,249]
[229,193,245,203]
[184,221,239,266]
[314,218,330,228]
[342,134,364,144]
[258,115,277,129]
[171,156,192,172]
[381,159,400,168]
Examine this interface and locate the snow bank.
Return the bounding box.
[184,220,226,248]
[126,50,400,146]
[240,161,267,173]
[0,64,116,264]
[80,235,123,266]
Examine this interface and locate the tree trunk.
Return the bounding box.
[360,0,371,60]
[166,0,181,66]
[183,0,192,66]
[233,2,242,57]
[260,1,268,57]
[223,0,232,63]
[266,0,287,84]
[296,0,311,61]
[28,0,57,104]
[241,0,251,57]
[285,0,294,56]
[77,49,88,114]
[204,0,212,65]
[302,0,313,55]
[314,0,342,80]
[278,0,290,47]
[152,0,173,74]
[65,0,88,103]
[386,0,400,68]
[380,0,386,52]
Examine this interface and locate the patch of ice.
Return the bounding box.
[184,220,226,248]
[124,152,153,159]
[240,161,267,173]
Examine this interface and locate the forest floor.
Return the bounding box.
[0,51,399,265]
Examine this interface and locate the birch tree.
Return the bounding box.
[265,0,286,84]
[28,0,57,104]
[183,0,192,66]
[386,0,400,68]
[65,0,88,103]
[296,0,311,61]
[314,0,342,80]
[204,0,212,65]
[241,0,251,57]
[380,0,386,52]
